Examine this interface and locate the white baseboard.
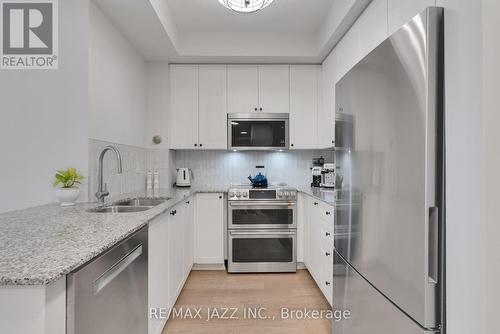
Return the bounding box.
[192,263,226,270]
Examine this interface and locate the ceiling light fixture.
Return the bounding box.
[217,0,274,14]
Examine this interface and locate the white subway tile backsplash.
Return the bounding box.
[88,139,175,202]
[88,138,332,201]
[174,150,334,189]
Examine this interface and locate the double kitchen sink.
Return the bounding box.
[88,197,170,213]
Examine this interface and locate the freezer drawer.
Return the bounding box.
[333,251,438,334]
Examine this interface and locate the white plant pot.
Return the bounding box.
[55,188,80,206]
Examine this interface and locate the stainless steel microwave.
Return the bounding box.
[228,113,289,150]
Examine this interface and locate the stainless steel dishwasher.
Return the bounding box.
[67,226,148,334]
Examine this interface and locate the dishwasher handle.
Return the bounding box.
[93,244,143,295]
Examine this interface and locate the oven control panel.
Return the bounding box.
[228,188,297,201]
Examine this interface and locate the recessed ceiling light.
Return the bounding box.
[217,0,275,14]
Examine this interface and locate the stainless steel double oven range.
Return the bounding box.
[227,185,297,273]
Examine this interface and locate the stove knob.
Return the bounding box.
[229,191,235,198]
[284,191,290,198]
[277,192,283,198]
[242,192,248,198]
[236,191,241,198]
[290,192,296,199]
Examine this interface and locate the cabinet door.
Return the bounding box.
[308,201,323,283]
[194,193,224,264]
[170,65,199,149]
[227,65,259,113]
[198,65,227,149]
[388,0,435,35]
[319,50,336,148]
[168,206,184,307]
[183,198,194,276]
[336,22,361,82]
[258,65,290,113]
[300,193,311,266]
[148,215,169,334]
[358,0,389,57]
[290,65,319,149]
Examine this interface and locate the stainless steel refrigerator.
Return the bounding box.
[333,7,445,334]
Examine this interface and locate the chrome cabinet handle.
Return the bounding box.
[314,202,318,205]
[326,211,331,215]
[325,281,331,286]
[325,252,331,256]
[325,232,331,236]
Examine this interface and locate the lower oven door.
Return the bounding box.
[228,230,297,273]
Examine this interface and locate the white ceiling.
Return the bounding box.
[166,0,334,34]
[93,0,371,63]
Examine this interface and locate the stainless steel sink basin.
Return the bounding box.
[89,206,154,213]
[88,197,170,213]
[115,198,169,207]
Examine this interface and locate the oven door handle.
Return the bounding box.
[229,202,296,207]
[229,231,296,236]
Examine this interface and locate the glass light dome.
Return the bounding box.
[217,0,275,14]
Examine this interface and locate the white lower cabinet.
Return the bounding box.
[194,193,224,265]
[302,194,334,306]
[148,197,195,334]
[148,214,170,334]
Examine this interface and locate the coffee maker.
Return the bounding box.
[320,163,335,188]
[311,156,324,187]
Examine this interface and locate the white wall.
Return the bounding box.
[0,0,89,213]
[482,0,500,332]
[89,1,147,147]
[435,1,486,333]
[145,62,170,149]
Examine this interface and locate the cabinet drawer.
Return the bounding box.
[320,242,333,305]
[320,217,333,243]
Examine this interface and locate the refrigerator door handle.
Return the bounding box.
[428,206,439,284]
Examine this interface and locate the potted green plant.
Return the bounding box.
[53,168,84,206]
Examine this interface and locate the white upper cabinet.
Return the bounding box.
[258,65,290,113]
[290,65,319,149]
[336,21,361,82]
[358,0,389,57]
[319,49,336,148]
[227,65,259,113]
[198,65,227,149]
[335,0,390,82]
[170,64,227,150]
[227,65,290,114]
[170,65,199,149]
[388,0,435,35]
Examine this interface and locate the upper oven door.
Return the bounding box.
[228,113,289,150]
[228,201,297,229]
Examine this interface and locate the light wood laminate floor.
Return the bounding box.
[163,269,332,334]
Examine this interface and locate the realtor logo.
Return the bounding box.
[1,0,58,69]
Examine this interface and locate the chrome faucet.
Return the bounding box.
[95,146,123,203]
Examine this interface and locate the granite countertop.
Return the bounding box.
[0,187,225,286]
